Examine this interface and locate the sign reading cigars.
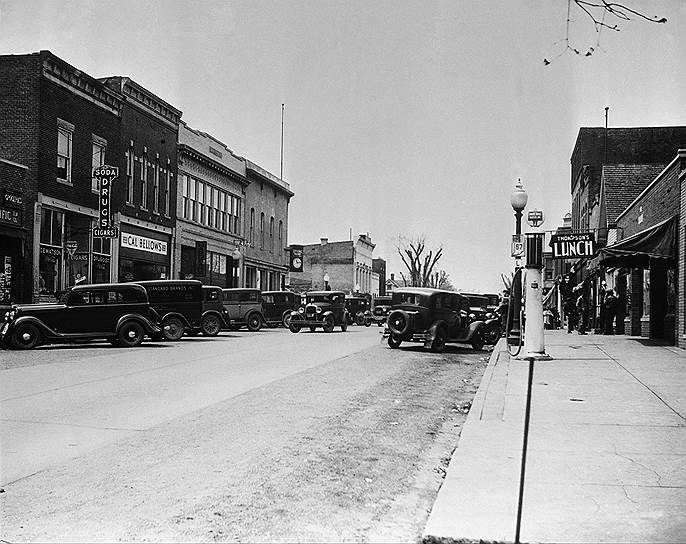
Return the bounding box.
[93,165,119,238]
[549,231,596,259]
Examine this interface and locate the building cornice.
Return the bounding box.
[178,144,249,186]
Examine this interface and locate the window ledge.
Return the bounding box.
[57,178,73,186]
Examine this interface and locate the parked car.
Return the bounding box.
[262,291,300,327]
[372,295,393,327]
[1,283,161,350]
[462,292,502,345]
[187,286,226,337]
[221,288,265,331]
[384,288,485,352]
[288,291,349,333]
[134,279,203,341]
[345,295,372,326]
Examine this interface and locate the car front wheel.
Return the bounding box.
[430,329,447,353]
[10,323,41,350]
[471,331,485,351]
[118,321,145,347]
[162,316,185,341]
[289,316,302,333]
[201,314,222,337]
[323,315,335,333]
[387,334,402,349]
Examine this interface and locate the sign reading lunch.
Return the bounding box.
[549,232,596,259]
[121,233,168,255]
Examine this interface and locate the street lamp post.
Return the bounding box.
[324,273,330,291]
[508,179,527,346]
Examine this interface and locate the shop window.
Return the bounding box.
[64,212,91,288]
[40,208,63,246]
[642,269,650,318]
[119,258,168,282]
[91,136,106,192]
[181,245,196,279]
[56,119,73,183]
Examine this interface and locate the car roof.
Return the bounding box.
[308,290,345,296]
[202,285,222,290]
[134,279,202,285]
[393,287,463,298]
[262,290,296,295]
[222,287,260,292]
[72,282,145,292]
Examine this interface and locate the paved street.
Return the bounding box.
[0,326,488,542]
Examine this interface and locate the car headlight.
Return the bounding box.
[298,307,305,314]
[469,313,475,320]
[486,312,494,319]
[316,307,322,314]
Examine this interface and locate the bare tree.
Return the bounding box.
[396,236,444,288]
[544,0,667,65]
[428,269,455,291]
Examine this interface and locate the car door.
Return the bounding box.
[64,289,107,334]
[222,290,240,322]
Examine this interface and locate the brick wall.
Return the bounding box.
[291,240,354,291]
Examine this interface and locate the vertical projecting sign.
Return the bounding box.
[92,165,119,238]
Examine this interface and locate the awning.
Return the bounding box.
[596,215,677,269]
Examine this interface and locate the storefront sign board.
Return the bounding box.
[549,232,596,259]
[121,232,168,255]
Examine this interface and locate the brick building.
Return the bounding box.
[289,234,376,294]
[175,122,248,287]
[99,76,181,283]
[242,160,292,290]
[0,51,123,302]
[372,257,386,296]
[597,150,685,344]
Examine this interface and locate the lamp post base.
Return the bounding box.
[515,351,553,360]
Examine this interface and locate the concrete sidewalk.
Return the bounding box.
[423,330,686,544]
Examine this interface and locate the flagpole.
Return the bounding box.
[280,103,284,180]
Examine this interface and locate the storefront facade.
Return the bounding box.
[174,122,248,287]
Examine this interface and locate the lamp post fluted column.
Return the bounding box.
[508,180,527,346]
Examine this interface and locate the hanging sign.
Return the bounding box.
[549,232,596,259]
[527,209,544,228]
[289,245,304,272]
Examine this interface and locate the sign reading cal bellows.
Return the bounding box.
[121,233,168,255]
[550,232,596,259]
[93,165,119,238]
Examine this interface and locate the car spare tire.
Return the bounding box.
[387,310,410,336]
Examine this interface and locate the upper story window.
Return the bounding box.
[269,217,274,252]
[126,142,135,204]
[250,208,255,246]
[260,212,265,250]
[91,136,106,192]
[141,152,148,210]
[152,157,160,214]
[56,119,74,184]
[164,161,171,217]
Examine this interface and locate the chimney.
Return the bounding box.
[390,273,394,281]
[320,238,328,245]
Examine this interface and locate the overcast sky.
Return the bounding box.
[1,0,684,292]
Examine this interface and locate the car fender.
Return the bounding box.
[322,310,335,320]
[159,311,191,328]
[202,309,226,326]
[7,315,57,338]
[466,320,485,338]
[116,313,160,335]
[424,321,448,347]
[245,310,265,324]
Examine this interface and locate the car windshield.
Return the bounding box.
[467,297,487,308]
[393,292,425,306]
[307,294,331,303]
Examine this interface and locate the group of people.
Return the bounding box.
[561,277,619,335]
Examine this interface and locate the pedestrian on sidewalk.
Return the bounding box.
[603,289,618,335]
[598,280,607,334]
[576,292,589,334]
[563,296,578,333]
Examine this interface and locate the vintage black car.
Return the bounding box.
[188,286,226,337]
[288,290,349,333]
[462,292,502,345]
[134,279,204,341]
[1,283,161,350]
[384,288,485,352]
[345,295,372,326]
[372,295,392,326]
[262,290,300,327]
[221,288,265,331]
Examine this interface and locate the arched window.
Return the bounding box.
[269,217,274,251]
[279,220,283,259]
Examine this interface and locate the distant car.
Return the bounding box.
[462,292,501,345]
[262,291,300,327]
[221,288,265,331]
[372,295,393,327]
[1,283,161,350]
[288,291,349,333]
[134,280,204,341]
[384,288,485,352]
[345,295,372,326]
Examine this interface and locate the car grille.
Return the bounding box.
[306,305,317,319]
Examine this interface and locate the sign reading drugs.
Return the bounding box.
[549,232,596,259]
[93,165,119,238]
